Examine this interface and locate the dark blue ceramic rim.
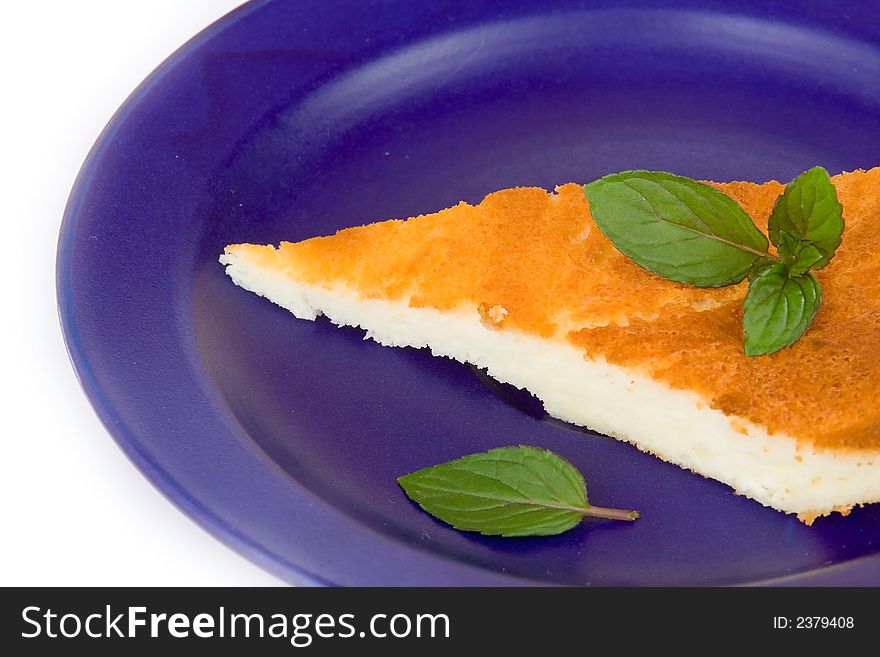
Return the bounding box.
[57,0,880,586]
[57,0,528,587]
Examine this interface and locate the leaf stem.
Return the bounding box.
[583,505,640,521]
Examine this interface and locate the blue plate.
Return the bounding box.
[58,0,880,585]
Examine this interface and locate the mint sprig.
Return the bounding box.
[743,264,822,356]
[398,446,639,537]
[583,167,843,355]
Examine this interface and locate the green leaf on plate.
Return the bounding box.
[398,446,639,537]
[583,170,770,287]
[742,263,822,356]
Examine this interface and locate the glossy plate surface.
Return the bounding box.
[58,0,880,585]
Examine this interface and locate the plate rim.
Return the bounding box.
[56,0,328,587]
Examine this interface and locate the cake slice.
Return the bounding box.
[220,168,880,523]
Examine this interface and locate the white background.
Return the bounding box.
[2,1,280,585]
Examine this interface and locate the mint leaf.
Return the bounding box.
[743,263,822,356]
[768,166,843,273]
[398,446,639,537]
[748,256,778,282]
[584,171,771,287]
[789,244,825,277]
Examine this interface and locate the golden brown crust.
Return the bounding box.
[229,168,880,451]
[798,505,854,526]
